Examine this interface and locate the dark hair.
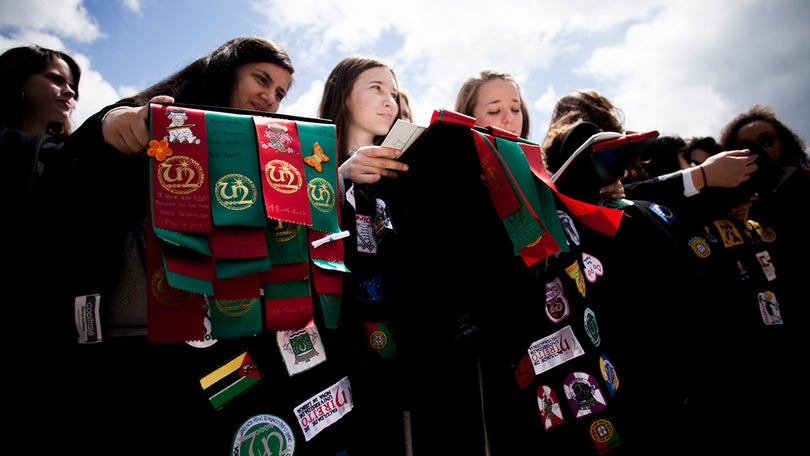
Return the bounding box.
[643,135,687,178]
[124,37,294,107]
[454,69,531,138]
[0,44,81,139]
[719,104,809,169]
[317,56,400,165]
[685,136,723,163]
[542,89,624,171]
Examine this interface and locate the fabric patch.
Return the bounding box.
[599,354,619,397]
[581,252,604,283]
[714,220,744,248]
[545,277,570,323]
[558,210,580,246]
[563,371,608,418]
[758,291,783,325]
[294,376,354,441]
[649,202,676,224]
[199,351,261,410]
[514,353,535,389]
[528,325,586,375]
[584,307,600,347]
[590,417,622,454]
[565,260,586,298]
[355,213,377,254]
[232,414,295,455]
[688,237,711,258]
[756,250,777,281]
[537,385,565,431]
[277,321,327,376]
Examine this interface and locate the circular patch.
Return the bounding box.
[232,414,295,456]
[688,236,711,258]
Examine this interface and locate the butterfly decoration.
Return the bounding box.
[304,142,329,172]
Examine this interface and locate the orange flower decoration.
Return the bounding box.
[147,139,173,161]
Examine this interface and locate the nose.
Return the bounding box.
[62,83,76,99]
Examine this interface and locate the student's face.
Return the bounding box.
[346,66,398,140]
[21,57,76,131]
[735,120,781,164]
[229,62,293,113]
[472,79,523,136]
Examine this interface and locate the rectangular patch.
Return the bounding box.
[199,351,261,410]
[528,325,585,375]
[294,376,354,441]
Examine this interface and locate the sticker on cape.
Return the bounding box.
[563,371,607,418]
[294,376,354,441]
[537,384,565,431]
[278,321,327,376]
[232,414,295,456]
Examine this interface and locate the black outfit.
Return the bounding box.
[367,119,705,454]
[666,179,807,453]
[18,106,364,455]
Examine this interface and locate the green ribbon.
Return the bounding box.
[205,111,266,227]
[297,122,340,234]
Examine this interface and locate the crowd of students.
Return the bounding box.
[4,38,808,455]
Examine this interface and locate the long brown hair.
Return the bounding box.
[317,56,400,165]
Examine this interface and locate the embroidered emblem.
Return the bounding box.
[565,260,586,298]
[156,155,205,194]
[563,371,608,418]
[232,414,295,455]
[294,376,354,442]
[304,141,329,172]
[528,325,586,375]
[355,213,378,254]
[581,252,604,283]
[590,418,622,454]
[278,322,327,375]
[163,107,201,144]
[264,159,303,194]
[758,291,783,325]
[261,122,294,153]
[214,298,258,317]
[545,277,570,323]
[688,236,711,258]
[743,220,761,243]
[759,223,777,242]
[599,354,619,397]
[514,353,535,389]
[215,173,258,210]
[558,210,580,246]
[756,250,777,281]
[714,219,744,248]
[266,219,302,243]
[201,351,262,410]
[649,203,676,224]
[308,177,336,213]
[537,385,565,431]
[584,307,600,347]
[357,273,384,305]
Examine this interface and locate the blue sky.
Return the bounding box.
[2,0,809,145]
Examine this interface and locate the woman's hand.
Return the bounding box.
[338,145,409,184]
[102,95,174,155]
[700,149,757,189]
